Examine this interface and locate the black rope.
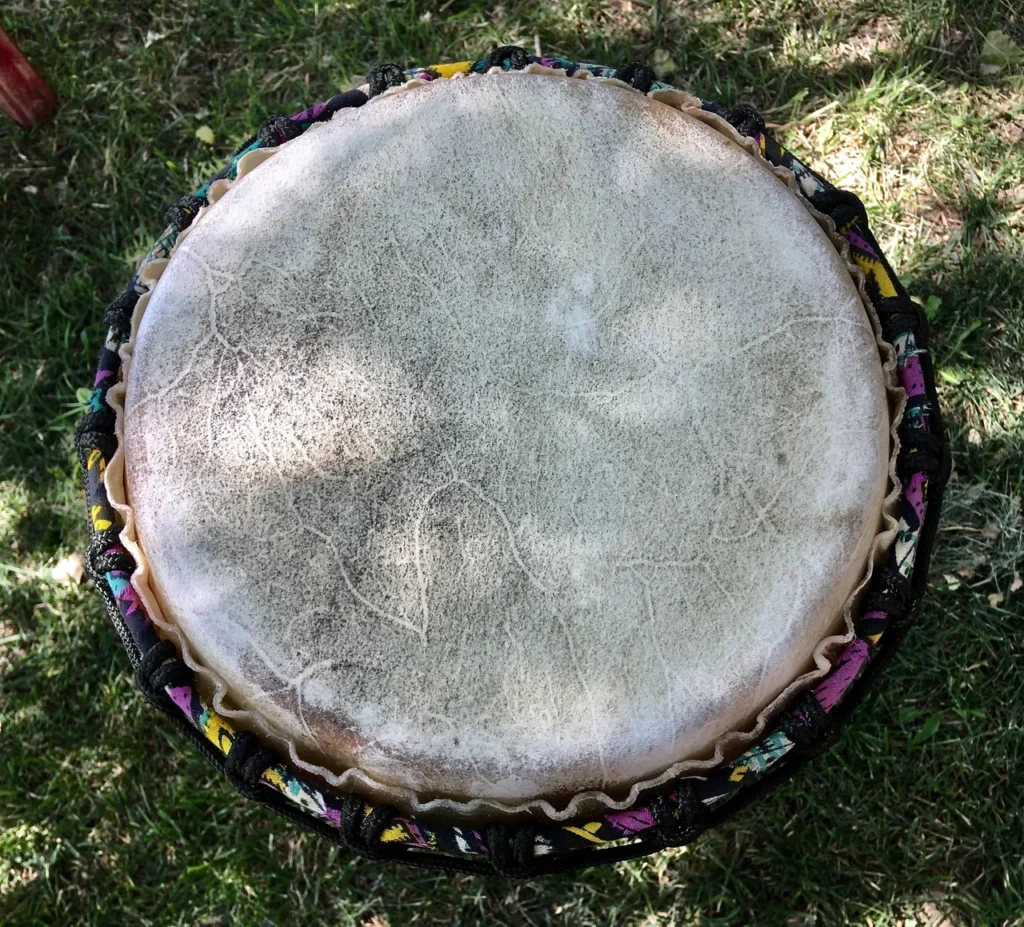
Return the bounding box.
[149,657,194,693]
[73,387,142,670]
[650,778,706,847]
[101,287,140,341]
[339,793,364,847]
[86,529,134,576]
[724,104,766,138]
[897,427,947,482]
[243,747,282,790]
[699,99,730,118]
[366,63,407,98]
[224,731,282,800]
[862,566,914,623]
[484,821,539,877]
[881,310,924,343]
[808,186,870,229]
[479,45,530,72]
[612,62,657,94]
[360,804,399,860]
[874,295,924,343]
[309,88,368,122]
[337,794,397,860]
[74,408,117,469]
[76,405,114,437]
[257,114,304,148]
[163,193,208,234]
[136,639,194,710]
[778,690,837,758]
[130,642,428,870]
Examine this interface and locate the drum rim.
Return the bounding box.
[110,64,904,820]
[74,48,950,877]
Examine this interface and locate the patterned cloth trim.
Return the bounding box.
[81,53,934,862]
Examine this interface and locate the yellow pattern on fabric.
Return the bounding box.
[263,767,287,790]
[430,61,472,78]
[380,823,408,843]
[564,821,606,844]
[202,711,236,755]
[91,505,112,531]
[853,254,897,297]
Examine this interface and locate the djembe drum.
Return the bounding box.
[76,49,949,876]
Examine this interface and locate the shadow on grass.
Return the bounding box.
[909,203,1024,488]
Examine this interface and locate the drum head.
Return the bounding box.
[111,71,897,818]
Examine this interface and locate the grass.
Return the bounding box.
[1,0,1023,924]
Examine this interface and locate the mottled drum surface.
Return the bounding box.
[121,74,890,805]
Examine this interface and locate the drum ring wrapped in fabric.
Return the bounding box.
[75,48,949,877]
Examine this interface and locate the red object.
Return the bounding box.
[0,25,56,128]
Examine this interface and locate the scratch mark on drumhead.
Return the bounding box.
[308,525,427,641]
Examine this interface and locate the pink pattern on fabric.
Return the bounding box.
[405,821,430,847]
[901,354,926,397]
[845,230,880,257]
[117,579,143,616]
[905,472,927,523]
[167,685,194,714]
[815,638,870,712]
[606,806,656,833]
